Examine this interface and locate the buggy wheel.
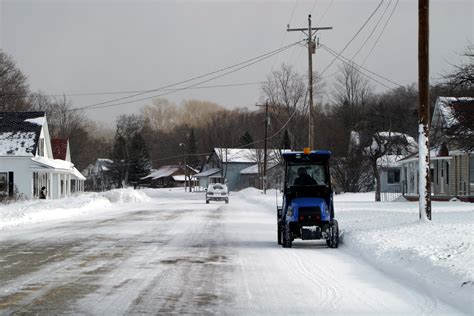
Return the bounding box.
[327,219,339,248]
[206,200,209,204]
[282,223,293,248]
[225,199,229,204]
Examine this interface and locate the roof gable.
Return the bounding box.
[0,111,45,156]
[51,138,69,160]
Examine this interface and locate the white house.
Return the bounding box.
[0,111,85,200]
[398,97,474,201]
[349,130,417,196]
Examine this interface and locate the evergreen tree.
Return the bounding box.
[239,131,254,148]
[187,129,199,167]
[110,134,128,187]
[129,132,152,186]
[281,130,291,149]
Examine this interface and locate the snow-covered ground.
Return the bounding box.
[243,189,474,314]
[0,188,472,314]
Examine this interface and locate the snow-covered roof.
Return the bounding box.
[239,162,279,175]
[213,148,280,163]
[0,131,38,156]
[32,156,74,170]
[24,117,45,126]
[397,148,456,164]
[194,168,221,178]
[367,132,417,152]
[97,158,113,163]
[0,112,45,156]
[30,156,85,179]
[433,97,474,129]
[142,165,181,180]
[377,155,406,168]
[72,167,86,180]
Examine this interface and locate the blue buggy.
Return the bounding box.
[277,150,339,248]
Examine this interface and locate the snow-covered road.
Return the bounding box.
[0,190,467,315]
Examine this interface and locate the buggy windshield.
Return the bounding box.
[287,164,327,187]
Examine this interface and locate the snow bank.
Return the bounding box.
[0,189,152,230]
[337,198,474,315]
[101,188,151,203]
[0,193,110,230]
[340,209,474,314]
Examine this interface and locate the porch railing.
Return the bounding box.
[381,186,403,202]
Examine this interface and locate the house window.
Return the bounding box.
[0,173,7,194]
[387,169,400,184]
[38,139,44,156]
[470,156,474,188]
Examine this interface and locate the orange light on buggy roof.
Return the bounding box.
[303,147,310,154]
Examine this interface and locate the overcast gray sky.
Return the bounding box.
[1,0,473,126]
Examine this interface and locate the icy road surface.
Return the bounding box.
[0,190,464,315]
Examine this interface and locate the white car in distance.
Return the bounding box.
[206,184,229,204]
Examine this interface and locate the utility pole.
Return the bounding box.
[418,0,432,220]
[256,102,270,194]
[288,15,332,149]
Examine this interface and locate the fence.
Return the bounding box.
[381,186,403,202]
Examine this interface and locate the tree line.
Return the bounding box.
[1,45,472,193]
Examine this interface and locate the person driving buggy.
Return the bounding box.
[294,167,317,185]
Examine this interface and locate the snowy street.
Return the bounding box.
[0,189,471,315]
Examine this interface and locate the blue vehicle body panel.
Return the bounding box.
[285,197,330,223]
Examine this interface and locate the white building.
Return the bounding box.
[398,97,474,201]
[0,111,85,200]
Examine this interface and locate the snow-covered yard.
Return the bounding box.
[0,188,472,314]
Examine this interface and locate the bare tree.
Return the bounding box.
[179,99,224,128]
[444,44,474,91]
[0,50,30,112]
[331,63,372,136]
[141,98,179,132]
[261,63,309,149]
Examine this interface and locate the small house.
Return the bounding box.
[0,112,85,200]
[199,148,282,191]
[141,165,196,188]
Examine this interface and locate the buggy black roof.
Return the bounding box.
[282,150,331,163]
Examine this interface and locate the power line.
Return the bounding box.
[321,44,403,88]
[350,0,392,61]
[320,0,384,75]
[73,41,302,111]
[71,41,302,112]
[361,0,399,66]
[0,82,265,99]
[271,0,299,71]
[310,0,319,15]
[316,0,335,24]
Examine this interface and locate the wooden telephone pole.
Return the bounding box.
[287,15,332,149]
[418,0,432,220]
